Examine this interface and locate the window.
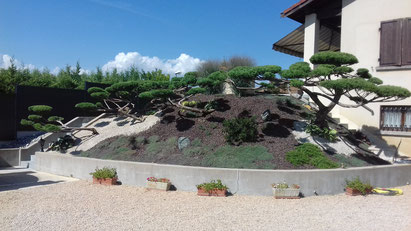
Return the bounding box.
[379,18,411,67]
[381,106,411,131]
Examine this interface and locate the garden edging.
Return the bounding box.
[35,151,411,197]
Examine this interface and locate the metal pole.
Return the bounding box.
[18,147,21,167]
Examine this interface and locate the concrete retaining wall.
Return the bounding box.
[35,151,411,196]
[0,116,97,167]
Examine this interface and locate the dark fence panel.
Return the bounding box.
[16,86,93,131]
[0,94,16,140]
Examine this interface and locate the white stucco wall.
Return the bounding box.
[337,0,411,155]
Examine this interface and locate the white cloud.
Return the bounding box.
[0,54,36,71]
[1,51,203,76]
[102,52,203,75]
[51,67,61,75]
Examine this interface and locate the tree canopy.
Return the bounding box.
[21,105,97,134]
[281,51,410,127]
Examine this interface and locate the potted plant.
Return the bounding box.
[345,177,373,196]
[196,179,228,197]
[90,167,118,186]
[146,177,172,191]
[272,182,300,199]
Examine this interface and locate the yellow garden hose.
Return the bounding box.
[372,188,403,196]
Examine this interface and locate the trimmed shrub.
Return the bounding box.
[286,143,339,169]
[28,105,52,114]
[186,87,206,95]
[223,116,258,144]
[75,102,98,111]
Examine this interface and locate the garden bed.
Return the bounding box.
[78,95,371,170]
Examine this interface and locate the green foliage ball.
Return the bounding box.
[28,105,53,114]
[48,116,64,122]
[186,87,206,95]
[310,51,358,66]
[75,102,98,111]
[138,89,174,100]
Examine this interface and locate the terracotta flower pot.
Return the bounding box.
[93,177,117,186]
[345,187,373,196]
[197,188,227,197]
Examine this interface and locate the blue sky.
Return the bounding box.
[0,0,302,74]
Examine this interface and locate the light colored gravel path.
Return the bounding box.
[68,115,160,152]
[1,180,410,231]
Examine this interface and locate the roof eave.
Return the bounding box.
[281,0,315,22]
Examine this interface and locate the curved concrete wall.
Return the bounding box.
[0,116,101,167]
[35,151,411,197]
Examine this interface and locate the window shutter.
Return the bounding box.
[380,19,402,66]
[402,18,411,66]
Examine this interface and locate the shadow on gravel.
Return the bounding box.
[0,171,63,192]
[94,121,110,127]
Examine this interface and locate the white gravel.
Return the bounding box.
[68,115,160,152]
[1,180,410,231]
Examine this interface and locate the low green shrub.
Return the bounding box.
[272,183,300,189]
[202,145,274,169]
[145,136,177,157]
[182,100,198,107]
[286,143,339,169]
[223,116,258,144]
[345,177,373,195]
[305,123,338,142]
[90,167,117,179]
[333,154,369,167]
[196,179,228,192]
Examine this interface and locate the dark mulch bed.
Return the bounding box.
[82,94,322,169]
[141,94,307,169]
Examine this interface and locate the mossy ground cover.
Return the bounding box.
[80,94,373,169]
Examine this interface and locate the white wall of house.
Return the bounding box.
[335,0,411,155]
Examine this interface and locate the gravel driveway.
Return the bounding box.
[1,181,410,231]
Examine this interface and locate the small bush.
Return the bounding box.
[182,100,198,107]
[223,116,258,144]
[196,179,228,192]
[345,177,373,195]
[305,123,338,142]
[90,167,117,179]
[286,143,339,169]
[272,183,300,189]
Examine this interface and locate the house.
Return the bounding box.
[274,0,411,158]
